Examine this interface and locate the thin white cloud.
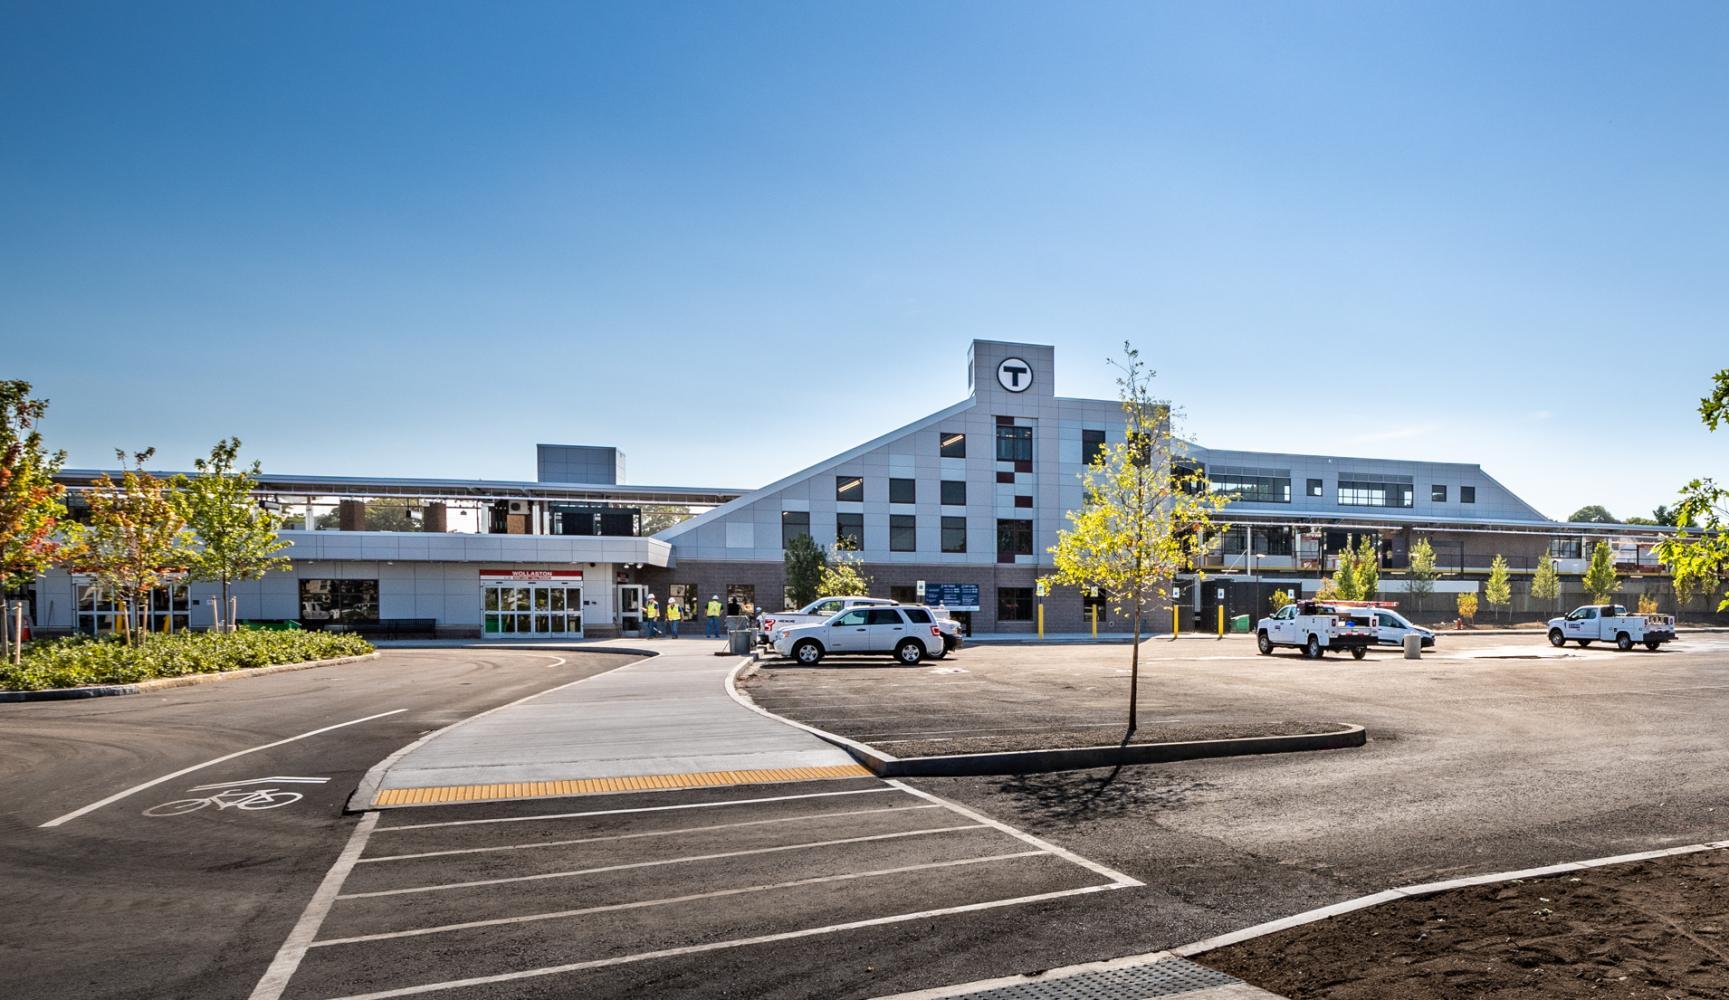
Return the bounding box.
[1353,422,1439,444]
[1531,410,1553,421]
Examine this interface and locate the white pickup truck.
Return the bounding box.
[759,597,897,646]
[1256,601,1379,659]
[1547,604,1676,651]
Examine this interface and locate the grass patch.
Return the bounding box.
[0,629,375,691]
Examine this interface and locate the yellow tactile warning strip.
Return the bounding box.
[371,763,874,808]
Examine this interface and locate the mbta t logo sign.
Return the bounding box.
[996,357,1033,392]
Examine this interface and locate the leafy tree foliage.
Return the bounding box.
[65,449,192,644]
[1406,537,1439,603]
[1531,552,1561,606]
[816,541,871,597]
[1484,554,1512,620]
[1455,591,1477,623]
[0,381,67,661]
[1568,505,1616,524]
[782,532,825,608]
[1582,540,1621,603]
[172,438,291,627]
[1268,588,1291,613]
[1043,343,1229,733]
[1658,369,1729,611]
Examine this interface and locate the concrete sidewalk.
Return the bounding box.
[357,639,865,807]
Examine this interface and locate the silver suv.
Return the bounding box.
[773,605,948,665]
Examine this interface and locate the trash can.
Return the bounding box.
[1403,633,1422,660]
[728,629,755,656]
[1230,614,1251,634]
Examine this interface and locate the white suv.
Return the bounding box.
[774,605,947,665]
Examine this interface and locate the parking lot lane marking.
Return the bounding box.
[359,805,942,862]
[371,763,875,807]
[320,883,1127,1000]
[374,785,898,832]
[314,850,1047,947]
[338,824,988,899]
[40,710,407,829]
[885,779,1144,888]
[247,811,379,1000]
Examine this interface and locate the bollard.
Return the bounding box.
[1403,632,1422,660]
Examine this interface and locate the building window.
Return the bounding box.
[889,478,916,504]
[890,514,916,552]
[1014,494,1033,509]
[940,480,966,506]
[1081,429,1107,466]
[1431,485,1448,503]
[1461,485,1476,503]
[727,585,756,615]
[1337,474,1414,508]
[836,512,863,549]
[1549,538,1582,559]
[1208,467,1291,504]
[1307,478,1323,497]
[668,583,698,619]
[836,476,864,502]
[300,579,379,624]
[890,585,918,604]
[781,510,810,548]
[78,580,190,635]
[998,587,1034,622]
[939,432,966,458]
[997,518,1033,559]
[941,516,967,553]
[995,424,1033,462]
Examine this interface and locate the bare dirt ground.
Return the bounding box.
[1206,849,1729,999]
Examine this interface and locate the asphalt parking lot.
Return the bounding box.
[265,776,1139,1000]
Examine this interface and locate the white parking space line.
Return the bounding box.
[374,786,897,833]
[359,804,942,862]
[339,825,988,899]
[314,850,1046,947]
[320,884,1127,1000]
[248,812,380,1000]
[40,710,406,829]
[886,780,1144,888]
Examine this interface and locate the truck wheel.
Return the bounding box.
[1577,640,1592,648]
[1305,634,1321,659]
[1257,631,1273,655]
[1616,632,1634,651]
[1644,639,1662,651]
[793,640,824,665]
[1547,629,1566,648]
[1350,646,1367,660]
[894,640,924,665]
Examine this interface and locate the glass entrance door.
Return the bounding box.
[617,585,645,635]
[483,583,583,637]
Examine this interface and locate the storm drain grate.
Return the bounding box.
[942,957,1240,999]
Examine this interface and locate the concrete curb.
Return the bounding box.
[726,660,1367,777]
[0,651,382,703]
[1168,838,1729,960]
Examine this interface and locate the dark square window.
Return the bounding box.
[998,587,1034,622]
[939,432,966,458]
[995,424,1033,462]
[996,471,1014,484]
[781,510,810,548]
[836,512,863,549]
[941,516,967,553]
[1431,485,1448,502]
[1014,494,1033,509]
[300,579,379,624]
[940,480,966,506]
[1082,429,1107,466]
[1307,478,1323,497]
[890,514,916,552]
[836,476,864,502]
[1461,486,1477,503]
[997,518,1033,558]
[890,585,918,604]
[889,478,915,504]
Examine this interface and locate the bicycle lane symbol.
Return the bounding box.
[143,776,329,818]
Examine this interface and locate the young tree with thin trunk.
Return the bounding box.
[1355,535,1380,600]
[1044,343,1229,735]
[1531,552,1561,613]
[1484,554,1512,623]
[1406,536,1438,612]
[65,449,192,644]
[1582,540,1621,604]
[172,438,291,630]
[816,540,871,597]
[0,382,67,662]
[782,532,826,608]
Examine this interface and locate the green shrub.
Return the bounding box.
[0,628,373,692]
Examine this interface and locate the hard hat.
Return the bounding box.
[648,594,656,600]
[712,594,720,599]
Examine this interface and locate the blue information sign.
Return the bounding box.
[926,583,980,611]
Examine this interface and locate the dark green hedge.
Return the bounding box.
[0,629,375,691]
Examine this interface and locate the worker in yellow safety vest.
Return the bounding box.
[665,599,683,639]
[705,595,724,639]
[644,595,660,638]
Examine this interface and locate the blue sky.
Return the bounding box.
[3,1,1724,521]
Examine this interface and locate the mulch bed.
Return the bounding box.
[1205,849,1729,999]
[879,721,1348,758]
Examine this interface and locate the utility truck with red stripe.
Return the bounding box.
[1547,604,1676,651]
[1256,600,1378,659]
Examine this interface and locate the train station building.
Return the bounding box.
[33,340,1694,639]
